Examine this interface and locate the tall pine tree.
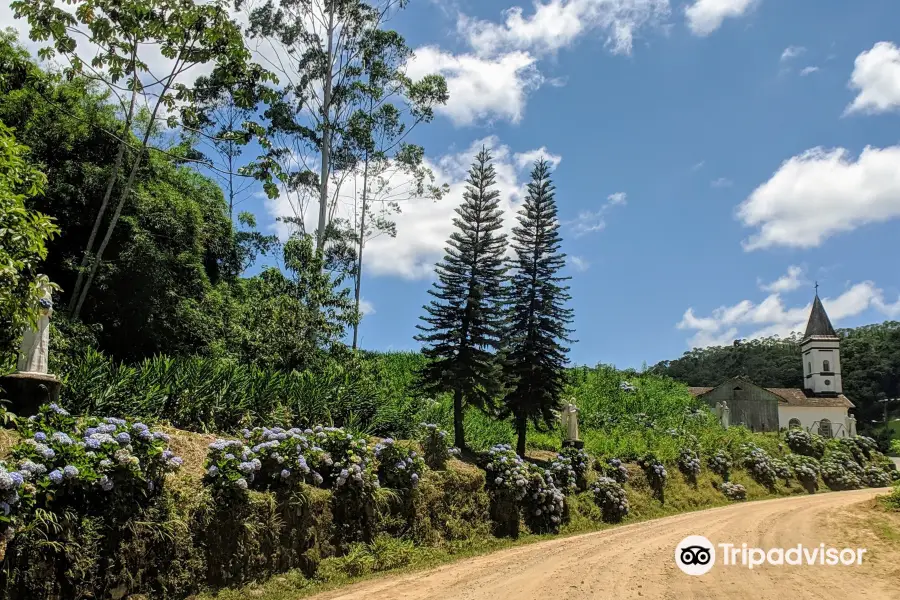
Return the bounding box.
[415,147,508,450]
[502,159,574,457]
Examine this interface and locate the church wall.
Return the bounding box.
[701,384,780,432]
[778,406,850,439]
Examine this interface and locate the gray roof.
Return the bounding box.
[803,295,837,339]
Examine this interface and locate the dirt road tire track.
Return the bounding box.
[309,489,898,600]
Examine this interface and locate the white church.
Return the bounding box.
[689,292,856,438]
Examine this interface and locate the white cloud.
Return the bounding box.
[691,161,706,171]
[415,0,670,127]
[737,145,900,251]
[711,177,733,188]
[458,0,670,58]
[406,47,544,126]
[569,255,591,271]
[800,66,820,76]
[759,265,805,293]
[567,192,627,237]
[684,0,758,37]
[513,147,563,170]
[845,41,900,115]
[358,298,376,316]
[267,136,555,279]
[678,280,900,348]
[780,45,806,62]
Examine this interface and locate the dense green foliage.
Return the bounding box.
[501,159,573,456]
[0,119,58,352]
[651,323,900,434]
[415,147,508,449]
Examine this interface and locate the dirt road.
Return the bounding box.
[310,489,900,600]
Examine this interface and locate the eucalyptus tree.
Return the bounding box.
[11,0,272,318]
[240,0,445,258]
[500,159,574,457]
[343,27,448,348]
[415,147,508,449]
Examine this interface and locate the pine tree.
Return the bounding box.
[415,147,508,450]
[502,159,574,457]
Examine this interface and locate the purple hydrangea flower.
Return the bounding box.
[280,469,291,479]
[115,432,131,445]
[48,470,63,484]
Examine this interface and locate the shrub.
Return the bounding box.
[784,429,825,460]
[374,438,424,491]
[720,481,746,501]
[418,423,458,470]
[882,485,900,511]
[771,459,792,485]
[676,447,701,485]
[591,476,629,523]
[484,444,565,535]
[638,453,667,501]
[600,457,629,484]
[853,436,878,460]
[549,447,589,493]
[12,404,182,517]
[787,455,820,493]
[820,453,864,491]
[522,464,566,534]
[740,444,777,489]
[863,465,892,488]
[706,449,732,481]
[833,438,866,466]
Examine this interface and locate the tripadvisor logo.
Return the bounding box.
[675,536,868,575]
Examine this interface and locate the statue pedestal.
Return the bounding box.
[562,439,584,449]
[0,372,60,418]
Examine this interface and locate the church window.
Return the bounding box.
[823,359,831,372]
[824,379,831,386]
[808,362,812,374]
[788,418,801,429]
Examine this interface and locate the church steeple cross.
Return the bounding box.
[814,281,819,296]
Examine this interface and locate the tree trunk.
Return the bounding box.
[72,47,186,318]
[453,388,465,450]
[316,3,336,253]
[68,52,139,314]
[351,150,370,350]
[515,412,527,457]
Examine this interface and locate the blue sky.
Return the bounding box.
[8,0,900,369]
[306,0,900,369]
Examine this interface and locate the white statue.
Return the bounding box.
[847,415,857,437]
[561,402,579,441]
[17,275,53,375]
[720,401,730,429]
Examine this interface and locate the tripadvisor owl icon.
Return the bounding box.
[675,535,716,576]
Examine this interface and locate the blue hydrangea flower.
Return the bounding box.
[99,476,114,491]
[63,465,78,479]
[33,432,47,443]
[207,465,219,477]
[51,432,73,445]
[280,469,291,479]
[48,470,63,484]
[0,502,8,516]
[85,438,101,450]
[132,423,149,432]
[115,432,131,445]
[138,429,153,441]
[49,403,69,416]
[152,431,170,442]
[10,472,25,486]
[0,473,13,491]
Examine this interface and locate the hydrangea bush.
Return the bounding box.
[549,447,589,493]
[783,429,825,460]
[638,453,667,501]
[7,404,182,542]
[863,465,892,488]
[374,438,424,491]
[591,477,629,523]
[484,444,565,534]
[771,459,792,486]
[720,481,746,501]
[418,423,459,470]
[786,454,820,493]
[739,444,777,490]
[706,449,732,481]
[600,457,629,484]
[676,447,701,485]
[820,452,864,491]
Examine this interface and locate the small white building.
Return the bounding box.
[689,292,855,438]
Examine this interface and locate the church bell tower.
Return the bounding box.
[800,288,841,396]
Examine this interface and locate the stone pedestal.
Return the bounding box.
[562,439,584,450]
[0,372,60,417]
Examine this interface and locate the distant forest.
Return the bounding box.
[650,321,900,429]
